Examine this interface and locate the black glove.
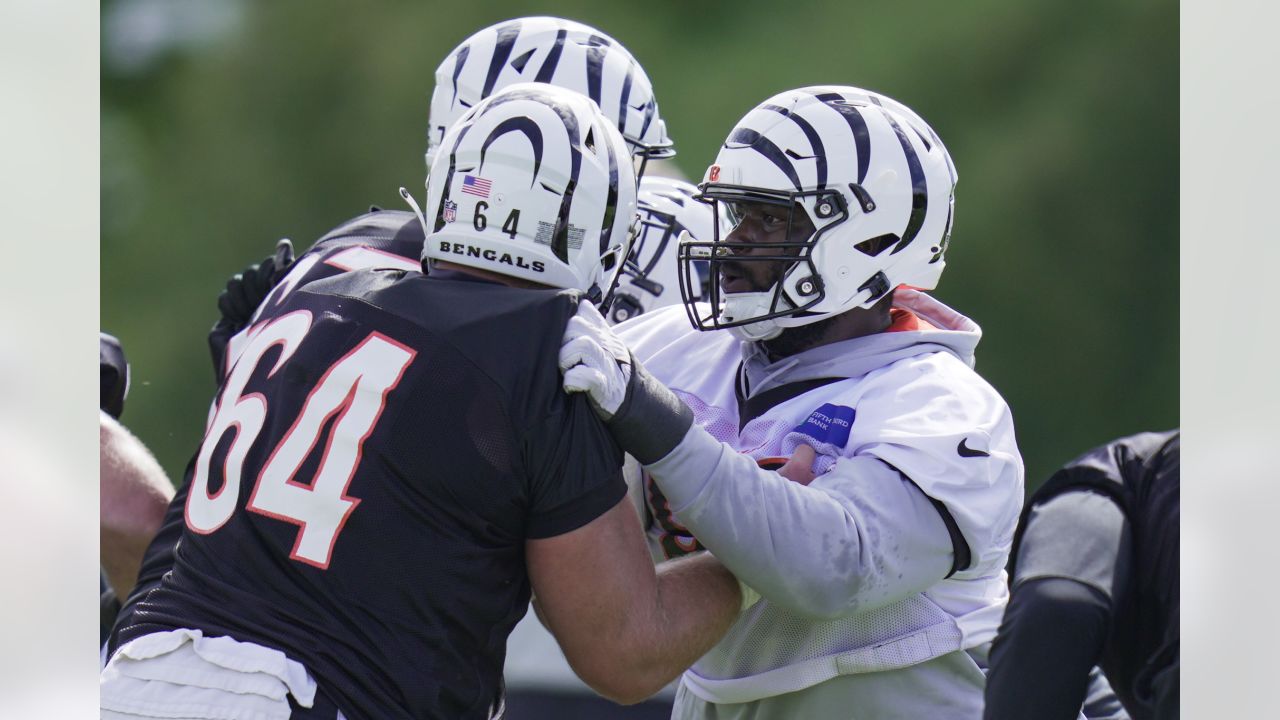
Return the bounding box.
[208,239,295,379]
[100,332,129,419]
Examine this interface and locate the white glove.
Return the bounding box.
[559,300,632,421]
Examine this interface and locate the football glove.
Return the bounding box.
[208,238,295,380]
[217,238,295,327]
[559,301,632,420]
[559,300,693,464]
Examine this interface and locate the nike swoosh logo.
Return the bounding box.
[957,438,990,458]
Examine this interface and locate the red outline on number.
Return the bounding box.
[185,413,252,535]
[246,331,417,569]
[187,311,311,536]
[324,246,420,273]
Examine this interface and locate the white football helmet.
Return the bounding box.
[680,85,957,341]
[418,83,638,303]
[427,17,673,175]
[608,176,731,324]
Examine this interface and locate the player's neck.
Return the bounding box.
[432,260,554,290]
[761,301,892,361]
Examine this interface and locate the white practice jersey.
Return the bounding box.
[614,289,1024,704]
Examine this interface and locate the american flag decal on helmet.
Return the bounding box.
[461,175,492,198]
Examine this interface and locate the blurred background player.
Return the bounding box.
[99,333,173,650]
[984,430,1180,720]
[102,84,745,720]
[559,85,1024,719]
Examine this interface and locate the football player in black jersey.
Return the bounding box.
[114,19,694,718]
[102,85,746,720]
[984,430,1180,719]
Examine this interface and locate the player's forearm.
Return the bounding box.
[100,526,153,601]
[646,424,952,619]
[608,552,742,703]
[100,413,174,529]
[531,499,740,705]
[100,413,175,591]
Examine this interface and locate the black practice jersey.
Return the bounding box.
[114,267,626,719]
[114,209,426,654]
[1001,430,1180,719]
[212,209,426,376]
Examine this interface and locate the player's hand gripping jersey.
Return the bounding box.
[614,289,1024,704]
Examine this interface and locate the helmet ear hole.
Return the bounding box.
[854,234,898,257]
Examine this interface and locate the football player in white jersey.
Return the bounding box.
[559,86,1026,719]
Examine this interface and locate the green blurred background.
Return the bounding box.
[101,0,1177,492]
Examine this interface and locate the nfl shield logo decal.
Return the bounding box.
[443,199,457,223]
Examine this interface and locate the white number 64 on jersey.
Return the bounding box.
[186,310,416,569]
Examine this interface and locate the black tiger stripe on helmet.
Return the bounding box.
[868,96,929,255]
[420,83,638,301]
[427,17,674,172]
[684,85,956,339]
[765,103,828,190]
[481,20,522,99]
[811,91,872,185]
[726,127,803,192]
[533,27,567,83]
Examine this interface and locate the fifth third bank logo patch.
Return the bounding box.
[794,403,856,448]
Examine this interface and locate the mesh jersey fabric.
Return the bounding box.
[613,300,1022,704]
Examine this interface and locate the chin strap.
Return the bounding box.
[399,187,431,240]
[399,187,433,272]
[723,291,785,341]
[729,318,783,343]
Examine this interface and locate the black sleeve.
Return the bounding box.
[522,393,626,539]
[985,577,1112,720]
[984,489,1133,720]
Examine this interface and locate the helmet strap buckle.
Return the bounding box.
[857,271,890,303]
